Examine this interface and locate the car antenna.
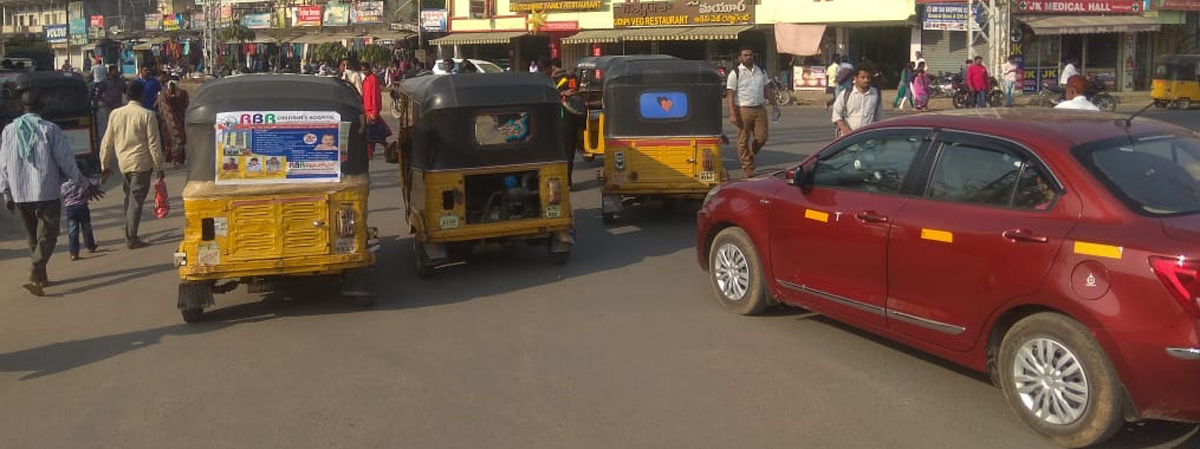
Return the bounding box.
[1124,102,1155,129]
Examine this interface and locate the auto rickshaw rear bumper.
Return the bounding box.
[175,252,376,282]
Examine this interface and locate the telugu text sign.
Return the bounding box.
[613,0,755,28]
[1014,0,1144,13]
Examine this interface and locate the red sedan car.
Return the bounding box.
[696,109,1200,448]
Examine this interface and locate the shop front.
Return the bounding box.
[440,0,611,69]
[1013,1,1186,92]
[561,0,760,68]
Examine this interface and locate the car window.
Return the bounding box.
[477,62,503,74]
[928,143,1056,209]
[1078,136,1200,215]
[813,134,922,194]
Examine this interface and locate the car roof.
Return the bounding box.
[871,108,1195,150]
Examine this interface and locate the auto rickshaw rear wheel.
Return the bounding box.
[549,250,571,265]
[582,154,595,162]
[1178,98,1192,110]
[413,240,435,279]
[602,213,617,224]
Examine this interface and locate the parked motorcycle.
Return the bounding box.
[1035,76,1118,112]
[769,75,793,106]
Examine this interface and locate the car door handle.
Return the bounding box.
[855,211,890,224]
[1002,229,1049,243]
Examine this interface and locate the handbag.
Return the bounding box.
[154,171,170,219]
[365,118,391,143]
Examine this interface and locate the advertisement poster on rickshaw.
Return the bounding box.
[214,111,348,185]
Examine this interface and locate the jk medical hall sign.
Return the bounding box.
[614,0,755,28]
[1015,0,1147,13]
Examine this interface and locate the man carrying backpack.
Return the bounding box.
[832,67,884,138]
[727,48,776,178]
[825,56,855,109]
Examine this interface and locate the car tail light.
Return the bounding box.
[594,69,603,80]
[701,149,715,172]
[1150,256,1200,318]
[547,178,562,204]
[337,207,356,237]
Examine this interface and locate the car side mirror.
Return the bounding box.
[790,163,815,191]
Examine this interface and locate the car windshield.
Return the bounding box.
[1076,134,1200,216]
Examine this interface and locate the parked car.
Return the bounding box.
[431,58,504,75]
[696,108,1200,448]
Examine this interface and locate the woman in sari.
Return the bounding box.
[911,62,930,111]
[156,80,189,166]
[893,62,913,110]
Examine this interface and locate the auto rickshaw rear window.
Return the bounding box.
[474,111,532,147]
[638,91,688,120]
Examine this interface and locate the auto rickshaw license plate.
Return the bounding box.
[545,205,562,219]
[699,171,717,182]
[439,215,461,229]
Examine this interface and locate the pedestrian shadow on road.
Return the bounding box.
[0,313,273,381]
[47,262,176,296]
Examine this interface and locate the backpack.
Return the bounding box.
[835,66,853,85]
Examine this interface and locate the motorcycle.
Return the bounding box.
[769,75,793,106]
[953,76,1006,109]
[1036,76,1118,112]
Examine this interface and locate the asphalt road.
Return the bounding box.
[0,104,1198,449]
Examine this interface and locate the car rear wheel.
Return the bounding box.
[998,313,1125,448]
[708,227,769,315]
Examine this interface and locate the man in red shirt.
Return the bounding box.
[966,56,990,108]
[361,62,387,159]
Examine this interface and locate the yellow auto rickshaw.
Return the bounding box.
[599,58,728,223]
[1152,54,1200,109]
[394,73,574,276]
[175,74,379,323]
[573,55,678,162]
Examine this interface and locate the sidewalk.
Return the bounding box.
[790,88,1152,111]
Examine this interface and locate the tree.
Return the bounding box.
[312,42,347,65]
[359,45,392,69]
[217,24,256,46]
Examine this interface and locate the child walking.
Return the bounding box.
[61,173,100,260]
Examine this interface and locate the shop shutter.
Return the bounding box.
[920,29,990,76]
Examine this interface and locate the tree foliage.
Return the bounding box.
[358,45,392,69]
[217,24,256,44]
[312,43,347,64]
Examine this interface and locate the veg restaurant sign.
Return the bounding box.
[614,0,755,28]
[1014,0,1145,13]
[509,0,603,12]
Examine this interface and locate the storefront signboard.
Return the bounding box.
[296,5,322,26]
[923,3,983,31]
[215,111,347,185]
[242,12,272,29]
[420,9,447,32]
[1014,0,1145,14]
[540,21,580,32]
[163,13,181,31]
[793,66,827,91]
[324,3,351,26]
[510,0,603,12]
[192,12,206,29]
[1158,0,1200,10]
[145,13,162,31]
[44,25,68,44]
[614,0,755,28]
[69,17,87,45]
[352,1,385,24]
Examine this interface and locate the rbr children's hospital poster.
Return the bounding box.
[215,111,348,184]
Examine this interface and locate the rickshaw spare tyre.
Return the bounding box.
[562,96,586,117]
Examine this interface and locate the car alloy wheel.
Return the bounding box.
[1012,337,1089,426]
[714,243,750,302]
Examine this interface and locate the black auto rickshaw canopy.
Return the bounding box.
[184,74,367,183]
[400,73,566,171]
[574,55,678,91]
[0,71,91,125]
[601,58,724,138]
[1155,54,1200,80]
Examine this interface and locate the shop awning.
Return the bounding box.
[429,31,528,46]
[775,24,825,56]
[293,33,357,44]
[132,37,169,51]
[621,25,754,42]
[561,29,624,45]
[1019,15,1162,35]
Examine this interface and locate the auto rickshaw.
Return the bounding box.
[1152,54,1200,109]
[574,55,677,161]
[394,73,574,276]
[0,72,97,166]
[599,58,728,223]
[175,74,379,323]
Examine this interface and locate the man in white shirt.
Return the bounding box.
[727,48,776,178]
[1001,55,1020,107]
[914,51,927,70]
[1060,58,1079,86]
[832,67,885,137]
[1055,75,1101,111]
